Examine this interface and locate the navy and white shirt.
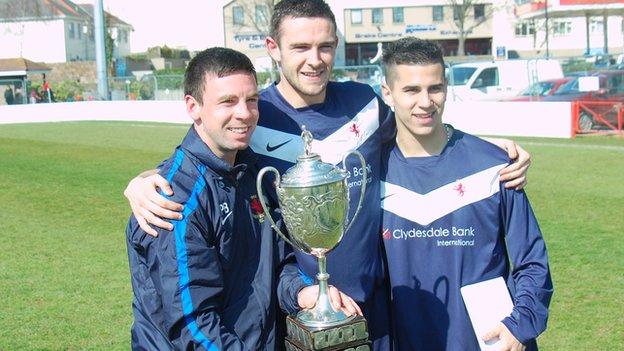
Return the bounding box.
[381,128,553,351]
[251,81,394,304]
[126,127,304,350]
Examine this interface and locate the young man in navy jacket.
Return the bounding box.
[379,37,553,351]
[125,47,359,350]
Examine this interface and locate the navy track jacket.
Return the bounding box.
[126,127,305,350]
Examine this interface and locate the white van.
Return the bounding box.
[447,59,564,101]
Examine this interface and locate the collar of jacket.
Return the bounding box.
[180,126,257,183]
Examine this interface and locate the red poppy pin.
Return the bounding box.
[250,195,266,223]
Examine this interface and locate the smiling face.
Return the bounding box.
[382,63,448,154]
[186,71,259,164]
[266,16,337,108]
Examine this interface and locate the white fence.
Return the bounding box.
[0,100,573,138]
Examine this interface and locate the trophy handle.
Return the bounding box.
[342,150,367,234]
[256,167,297,248]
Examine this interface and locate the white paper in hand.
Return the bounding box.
[460,276,514,351]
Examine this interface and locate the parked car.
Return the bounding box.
[542,70,624,131]
[447,59,564,101]
[503,77,573,101]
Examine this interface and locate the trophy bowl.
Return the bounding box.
[256,127,367,329]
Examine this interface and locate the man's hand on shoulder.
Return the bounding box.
[124,170,184,237]
[484,137,531,190]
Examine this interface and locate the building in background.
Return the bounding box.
[340,2,494,65]
[223,0,274,71]
[504,0,624,58]
[222,0,496,69]
[0,0,133,63]
[222,0,624,70]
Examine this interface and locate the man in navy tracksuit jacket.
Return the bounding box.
[379,38,552,351]
[126,48,306,350]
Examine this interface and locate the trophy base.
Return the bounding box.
[285,314,370,351]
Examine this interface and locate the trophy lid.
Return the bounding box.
[280,127,348,188]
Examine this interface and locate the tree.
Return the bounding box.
[105,20,114,76]
[447,0,493,56]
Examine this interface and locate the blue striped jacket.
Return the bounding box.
[126,127,304,350]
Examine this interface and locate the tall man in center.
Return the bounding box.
[256,1,393,347]
[124,1,532,349]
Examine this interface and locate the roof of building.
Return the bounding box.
[77,4,133,29]
[0,0,132,29]
[0,58,51,77]
[0,0,88,20]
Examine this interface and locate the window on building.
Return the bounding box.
[77,24,82,39]
[68,22,75,39]
[453,5,460,21]
[351,9,362,24]
[255,4,269,26]
[372,8,383,24]
[393,7,404,23]
[515,21,535,36]
[431,6,443,22]
[552,21,571,36]
[590,19,604,34]
[474,4,485,19]
[432,6,443,22]
[233,6,244,25]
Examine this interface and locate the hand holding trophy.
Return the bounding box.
[256,127,371,350]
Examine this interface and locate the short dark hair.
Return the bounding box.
[382,37,446,85]
[269,0,336,44]
[184,47,256,104]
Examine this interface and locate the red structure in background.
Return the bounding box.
[572,100,624,135]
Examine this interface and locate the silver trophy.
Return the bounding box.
[256,127,367,329]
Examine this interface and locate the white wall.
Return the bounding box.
[0,20,67,62]
[443,101,573,138]
[0,101,188,124]
[0,100,574,139]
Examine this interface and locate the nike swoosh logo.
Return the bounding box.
[266,139,292,152]
[381,193,395,201]
[220,211,233,225]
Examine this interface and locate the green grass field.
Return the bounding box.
[0,121,622,350]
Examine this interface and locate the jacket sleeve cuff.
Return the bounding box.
[278,263,315,315]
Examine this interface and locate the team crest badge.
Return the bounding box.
[349,123,361,138]
[453,182,466,197]
[250,195,266,223]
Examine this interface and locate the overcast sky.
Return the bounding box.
[75,0,226,52]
